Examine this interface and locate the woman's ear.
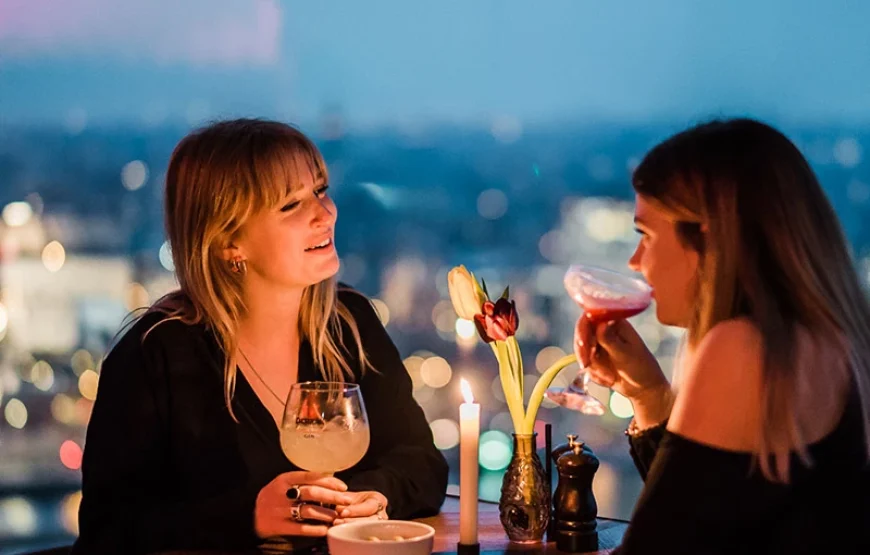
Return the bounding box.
[221,239,243,262]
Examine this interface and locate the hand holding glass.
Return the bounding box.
[545,265,652,414]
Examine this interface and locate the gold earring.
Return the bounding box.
[230,258,247,275]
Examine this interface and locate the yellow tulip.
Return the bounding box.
[446,264,579,434]
[447,265,487,320]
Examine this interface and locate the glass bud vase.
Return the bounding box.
[498,432,550,543]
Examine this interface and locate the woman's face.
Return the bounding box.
[629,194,700,327]
[230,164,339,292]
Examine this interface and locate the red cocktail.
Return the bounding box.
[545,265,652,415]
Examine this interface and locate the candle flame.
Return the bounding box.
[460,378,474,403]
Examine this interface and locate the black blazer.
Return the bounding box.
[73,288,449,554]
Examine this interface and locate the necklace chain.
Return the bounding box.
[238,347,285,405]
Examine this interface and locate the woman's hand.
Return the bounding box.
[332,490,389,526]
[575,314,673,426]
[254,471,356,538]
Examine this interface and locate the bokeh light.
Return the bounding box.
[833,137,862,168]
[121,160,149,191]
[51,394,77,425]
[370,298,390,327]
[78,369,99,401]
[609,391,634,419]
[59,440,84,470]
[455,318,476,339]
[403,356,426,391]
[159,241,175,272]
[0,497,37,535]
[71,349,95,376]
[585,207,634,243]
[477,189,509,220]
[4,398,27,429]
[61,491,83,535]
[429,418,460,450]
[2,201,33,227]
[420,357,452,388]
[42,240,66,272]
[535,346,567,373]
[30,360,54,391]
[479,430,512,471]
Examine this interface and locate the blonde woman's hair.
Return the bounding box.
[150,118,368,417]
[633,118,870,481]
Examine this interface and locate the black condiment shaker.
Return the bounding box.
[551,434,599,553]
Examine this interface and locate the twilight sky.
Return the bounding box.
[1,0,869,127]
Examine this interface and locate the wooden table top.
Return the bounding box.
[425,496,625,554]
[157,496,627,554]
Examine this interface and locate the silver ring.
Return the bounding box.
[290,503,305,522]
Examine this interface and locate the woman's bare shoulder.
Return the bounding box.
[668,318,764,452]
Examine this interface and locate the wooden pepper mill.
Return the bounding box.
[551,434,599,553]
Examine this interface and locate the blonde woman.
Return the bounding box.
[577,119,870,554]
[73,119,448,554]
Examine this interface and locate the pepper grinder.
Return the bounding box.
[551,434,599,553]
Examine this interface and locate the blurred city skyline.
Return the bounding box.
[2,3,870,551]
[2,0,870,127]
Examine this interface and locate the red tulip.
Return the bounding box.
[473,298,519,343]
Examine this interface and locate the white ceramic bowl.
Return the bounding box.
[326,520,435,555]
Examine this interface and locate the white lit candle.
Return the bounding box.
[459,378,480,546]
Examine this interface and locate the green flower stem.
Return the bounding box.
[506,336,523,400]
[521,354,578,434]
[492,342,525,433]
